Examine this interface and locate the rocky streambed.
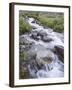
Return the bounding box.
[19,18,64,79]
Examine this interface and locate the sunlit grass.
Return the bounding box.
[19,17,32,35]
[19,11,64,34]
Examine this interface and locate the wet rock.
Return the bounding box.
[54,46,64,63]
[36,50,55,66]
[36,20,41,25]
[19,35,34,48]
[27,45,50,70]
[31,30,42,40]
[32,27,37,29]
[42,36,53,42]
[27,52,37,61]
[29,44,46,54]
[31,19,40,25]
[38,30,48,37]
[31,20,36,23]
[19,43,33,52]
[19,45,26,52]
[44,62,54,71]
[31,31,40,40]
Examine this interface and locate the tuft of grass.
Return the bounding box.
[19,17,32,35]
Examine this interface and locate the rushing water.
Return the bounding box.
[20,18,64,78]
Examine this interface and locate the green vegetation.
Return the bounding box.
[19,11,64,33]
[19,51,29,79]
[20,52,28,60]
[38,13,64,32]
[19,11,39,19]
[19,17,32,35]
[20,67,29,79]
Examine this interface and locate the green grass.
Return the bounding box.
[19,17,32,35]
[38,15,64,33]
[38,16,55,28]
[19,11,64,33]
[19,11,39,19]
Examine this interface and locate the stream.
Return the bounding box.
[20,18,64,78]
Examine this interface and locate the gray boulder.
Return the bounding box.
[38,30,48,37]
[19,35,33,45]
[31,31,40,40]
[42,36,53,42]
[36,50,55,66]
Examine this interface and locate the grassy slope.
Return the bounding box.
[19,11,64,33]
[19,16,32,35]
[38,13,64,32]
